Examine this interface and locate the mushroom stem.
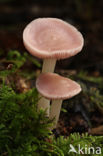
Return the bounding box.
[50,99,62,129]
[42,58,56,73]
[38,95,50,116]
[38,58,56,116]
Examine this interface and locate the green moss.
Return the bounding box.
[0,85,53,155]
[76,71,103,86]
[53,133,103,156]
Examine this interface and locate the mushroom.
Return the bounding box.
[23,18,84,116]
[36,73,81,129]
[23,18,84,73]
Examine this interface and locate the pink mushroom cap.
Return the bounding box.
[36,73,81,100]
[23,18,84,59]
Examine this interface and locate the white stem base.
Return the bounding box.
[50,99,62,129]
[42,58,56,73]
[37,95,50,117]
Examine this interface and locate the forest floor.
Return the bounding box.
[0,49,103,138]
[0,0,103,139]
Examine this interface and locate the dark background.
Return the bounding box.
[0,0,103,72]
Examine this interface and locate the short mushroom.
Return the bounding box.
[23,18,84,116]
[36,73,81,129]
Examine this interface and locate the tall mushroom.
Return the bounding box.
[23,18,84,116]
[36,73,81,129]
